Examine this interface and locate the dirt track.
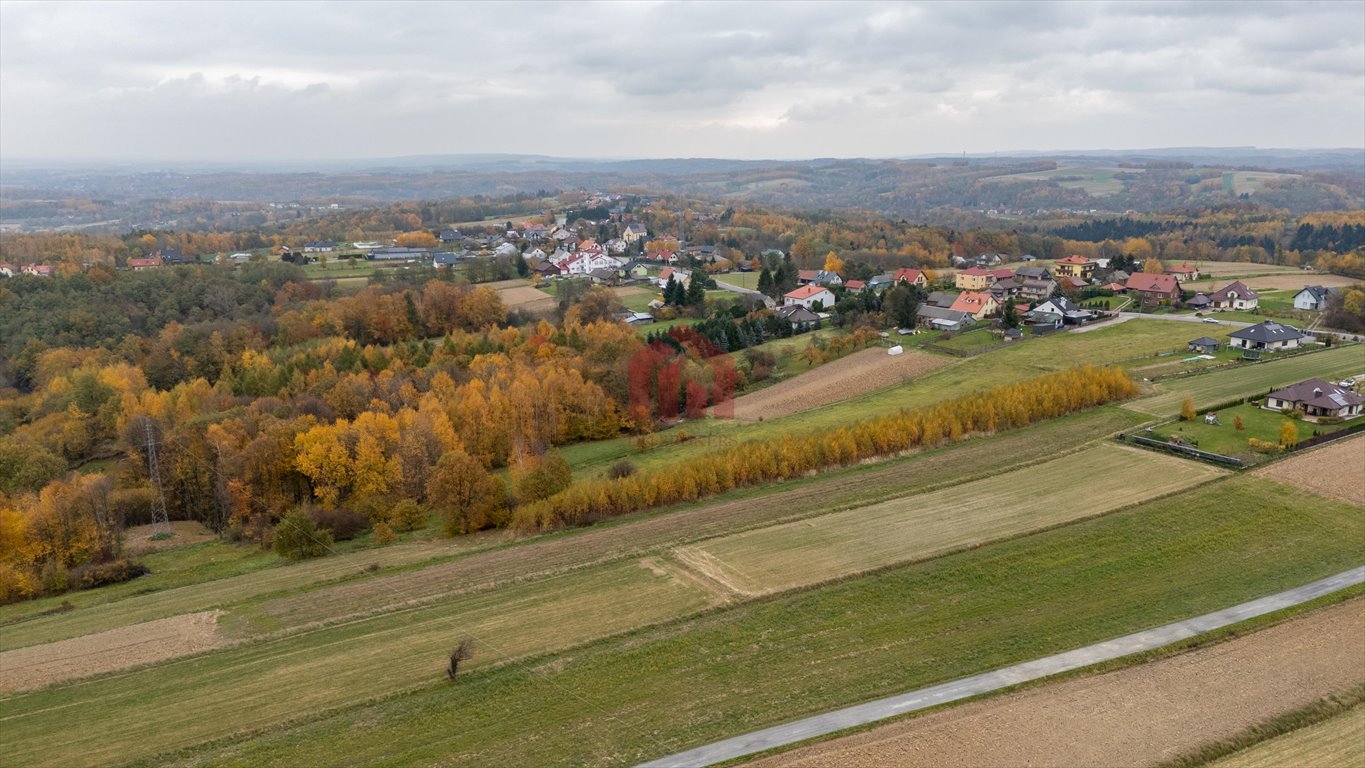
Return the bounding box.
[1254,435,1365,507]
[729,347,952,421]
[0,611,224,692]
[746,598,1365,768]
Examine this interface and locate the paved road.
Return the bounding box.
[636,566,1365,768]
[712,277,775,308]
[1117,311,1253,328]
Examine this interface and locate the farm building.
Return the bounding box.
[1264,379,1364,419]
[1186,293,1212,310]
[1207,281,1259,311]
[916,305,975,331]
[1294,285,1339,311]
[1227,321,1308,352]
[783,284,836,310]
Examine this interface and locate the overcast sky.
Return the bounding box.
[2,0,1362,163]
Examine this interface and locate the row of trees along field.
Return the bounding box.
[512,366,1139,530]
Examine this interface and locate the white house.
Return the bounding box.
[783,284,836,310]
[1294,285,1337,311]
[1228,321,1308,352]
[658,266,692,289]
[559,251,626,276]
[1208,281,1259,311]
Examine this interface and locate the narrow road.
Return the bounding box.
[636,566,1365,768]
[1116,311,1252,328]
[713,277,775,308]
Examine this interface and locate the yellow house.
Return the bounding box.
[949,291,999,320]
[955,267,995,291]
[1054,255,1096,280]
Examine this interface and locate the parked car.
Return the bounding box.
[1339,378,1357,388]
[1201,317,1220,324]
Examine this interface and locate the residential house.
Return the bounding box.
[0,263,15,277]
[657,266,691,289]
[867,273,896,292]
[1034,296,1093,325]
[22,263,53,277]
[1058,275,1089,291]
[560,250,625,276]
[522,225,552,241]
[1107,269,1131,284]
[1023,309,1063,330]
[588,267,620,285]
[493,242,519,258]
[1187,337,1221,354]
[892,267,928,287]
[1294,286,1338,311]
[1100,281,1128,293]
[949,291,998,320]
[1016,278,1057,302]
[432,252,461,268]
[797,269,843,287]
[525,247,547,261]
[605,238,630,254]
[228,252,253,262]
[531,261,561,278]
[783,284,836,310]
[621,261,651,280]
[621,224,649,244]
[916,305,975,332]
[988,268,1016,283]
[439,230,462,244]
[1228,321,1308,352]
[1015,265,1052,282]
[304,241,336,253]
[1166,264,1201,281]
[127,256,163,271]
[1053,255,1097,281]
[844,280,867,294]
[157,248,188,265]
[618,311,655,326]
[925,291,959,309]
[1186,293,1212,311]
[955,267,996,290]
[1208,281,1259,311]
[1125,273,1181,304]
[773,304,821,331]
[1264,379,1364,419]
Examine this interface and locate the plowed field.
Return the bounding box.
[728,347,953,420]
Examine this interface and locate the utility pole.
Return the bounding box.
[143,420,172,537]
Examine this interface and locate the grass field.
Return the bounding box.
[1125,344,1365,416]
[682,443,1225,594]
[558,320,1207,476]
[124,476,1364,768]
[1224,170,1300,196]
[717,271,761,290]
[1151,402,1351,463]
[983,165,1137,196]
[1209,705,1365,768]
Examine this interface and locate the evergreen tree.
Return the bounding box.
[685,276,706,306]
[757,267,773,296]
[1001,298,1020,329]
[663,276,680,305]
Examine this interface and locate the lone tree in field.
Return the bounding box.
[447,639,475,680]
[1180,396,1196,421]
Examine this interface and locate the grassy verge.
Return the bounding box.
[1159,686,1365,768]
[101,475,1365,768]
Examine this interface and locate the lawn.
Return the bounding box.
[683,443,1225,595]
[135,476,1365,768]
[716,271,761,290]
[300,258,377,279]
[1150,402,1353,463]
[929,326,1005,353]
[1209,705,1364,768]
[1125,344,1365,416]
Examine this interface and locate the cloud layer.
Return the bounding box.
[2,1,1361,162]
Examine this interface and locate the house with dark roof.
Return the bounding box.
[1125,272,1181,303]
[432,252,461,268]
[925,291,958,308]
[1035,296,1094,325]
[1264,379,1364,419]
[1016,277,1057,302]
[916,304,975,332]
[1228,320,1308,352]
[773,304,820,330]
[1208,281,1259,311]
[797,269,843,287]
[1186,293,1212,311]
[1294,285,1339,311]
[1015,265,1052,281]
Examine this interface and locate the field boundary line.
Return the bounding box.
[636,566,1365,768]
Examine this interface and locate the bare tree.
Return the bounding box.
[447,639,475,680]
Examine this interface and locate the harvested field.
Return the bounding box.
[728,347,953,421]
[1211,705,1365,768]
[681,443,1224,595]
[1255,435,1365,507]
[747,598,1365,768]
[123,520,219,552]
[0,611,223,693]
[611,285,651,298]
[496,284,557,313]
[483,278,537,290]
[1192,262,1305,277]
[1187,273,1360,291]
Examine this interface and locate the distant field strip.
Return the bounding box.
[1211,706,1365,768]
[1126,345,1365,416]
[0,560,713,768]
[678,444,1224,595]
[729,348,952,421]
